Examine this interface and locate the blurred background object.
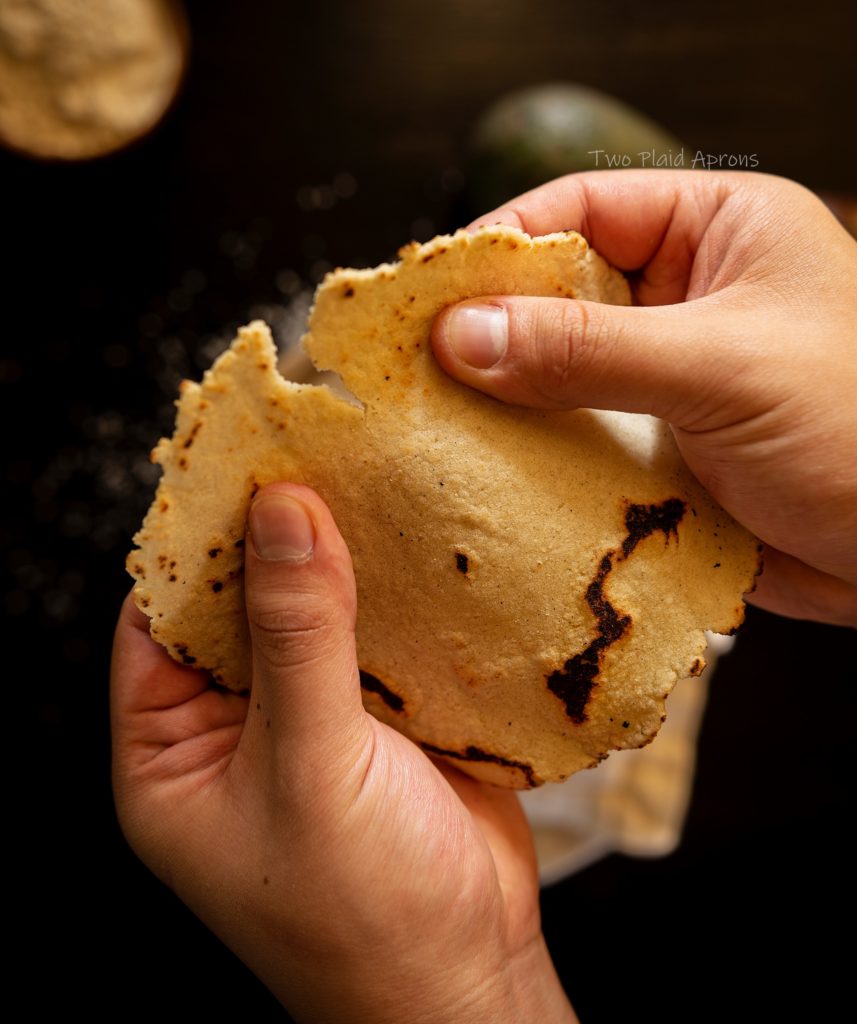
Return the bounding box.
[5,2,855,1021]
[468,82,687,210]
[0,0,187,159]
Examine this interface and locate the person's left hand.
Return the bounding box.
[112,482,575,1024]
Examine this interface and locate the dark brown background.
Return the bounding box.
[5,2,854,1019]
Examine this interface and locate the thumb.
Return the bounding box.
[241,482,368,774]
[432,295,771,430]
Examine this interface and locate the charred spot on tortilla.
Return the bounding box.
[359,670,406,713]
[420,742,539,788]
[547,497,686,723]
[547,551,630,724]
[621,498,686,559]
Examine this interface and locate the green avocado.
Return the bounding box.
[468,83,688,212]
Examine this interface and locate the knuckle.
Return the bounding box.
[249,598,345,670]
[531,301,605,402]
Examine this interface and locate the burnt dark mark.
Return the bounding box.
[234,538,245,548]
[420,742,537,788]
[622,499,686,559]
[168,574,177,582]
[547,553,630,723]
[343,286,354,298]
[622,721,630,728]
[359,670,405,712]
[263,876,269,885]
[176,646,196,665]
[422,253,434,263]
[208,547,222,558]
[455,552,469,574]
[408,295,415,302]
[212,581,223,593]
[183,423,202,449]
[713,562,721,568]
[547,497,687,724]
[266,719,271,729]
[256,703,261,710]
[384,375,390,381]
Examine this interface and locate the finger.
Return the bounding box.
[111,594,248,793]
[241,482,368,762]
[431,760,537,880]
[111,591,211,717]
[431,759,539,933]
[111,591,248,741]
[468,169,740,306]
[432,293,775,430]
[747,546,857,628]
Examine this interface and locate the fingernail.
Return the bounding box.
[250,495,315,562]
[446,303,507,369]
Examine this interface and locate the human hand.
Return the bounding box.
[112,483,576,1024]
[431,170,857,628]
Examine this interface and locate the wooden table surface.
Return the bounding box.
[5,2,854,1019]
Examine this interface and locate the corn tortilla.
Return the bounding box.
[128,226,760,787]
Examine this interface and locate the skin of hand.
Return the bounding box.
[432,170,857,628]
[112,483,577,1024]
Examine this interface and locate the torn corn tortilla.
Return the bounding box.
[128,225,760,788]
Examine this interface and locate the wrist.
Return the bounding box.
[501,932,578,1024]
[413,932,576,1024]
[256,926,575,1024]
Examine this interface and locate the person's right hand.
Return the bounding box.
[432,171,857,627]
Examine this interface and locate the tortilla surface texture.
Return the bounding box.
[129,225,760,788]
